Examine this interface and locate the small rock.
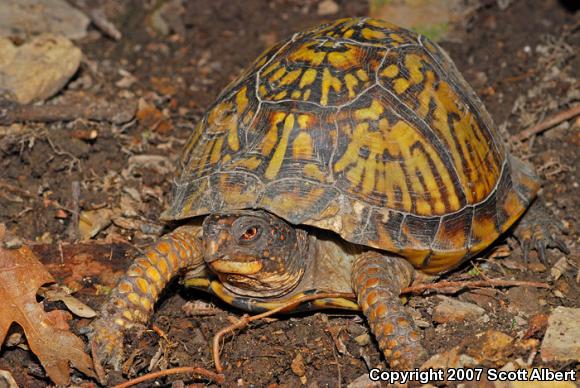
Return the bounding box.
[550,256,569,280]
[466,330,514,364]
[506,286,543,316]
[432,296,485,323]
[354,333,370,346]
[317,0,339,16]
[124,154,174,178]
[0,34,82,104]
[0,0,89,40]
[3,237,23,249]
[290,352,307,384]
[540,306,580,362]
[513,315,527,327]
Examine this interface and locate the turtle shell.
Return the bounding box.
[162,18,538,273]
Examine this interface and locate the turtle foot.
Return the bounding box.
[514,200,569,266]
[352,253,428,370]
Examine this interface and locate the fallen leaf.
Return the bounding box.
[39,284,97,318]
[0,225,94,385]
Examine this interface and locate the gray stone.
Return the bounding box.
[0,0,89,40]
[541,306,580,362]
[432,296,486,323]
[0,35,82,104]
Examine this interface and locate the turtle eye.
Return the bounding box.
[239,226,260,242]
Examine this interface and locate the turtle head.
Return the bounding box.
[202,210,307,298]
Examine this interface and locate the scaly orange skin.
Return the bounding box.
[352,253,428,369]
[89,226,203,370]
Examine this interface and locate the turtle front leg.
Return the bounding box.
[352,252,427,370]
[88,225,204,370]
[514,200,569,266]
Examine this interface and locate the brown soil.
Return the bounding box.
[0,0,578,386]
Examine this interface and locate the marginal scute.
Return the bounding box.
[164,17,540,273]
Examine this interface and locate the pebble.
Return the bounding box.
[540,306,580,362]
[0,0,89,40]
[432,296,485,323]
[317,0,339,16]
[0,34,82,104]
[506,286,544,316]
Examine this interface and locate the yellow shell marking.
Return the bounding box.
[279,69,303,86]
[361,28,386,40]
[292,132,313,159]
[265,114,294,180]
[303,163,326,181]
[354,99,383,121]
[356,69,369,82]
[289,42,327,66]
[259,61,279,77]
[236,86,249,112]
[327,45,361,70]
[269,67,286,83]
[321,68,342,106]
[406,54,424,84]
[229,156,262,170]
[344,73,359,98]
[300,69,317,88]
[297,114,313,129]
[210,136,225,163]
[261,112,286,156]
[394,78,410,94]
[381,64,399,78]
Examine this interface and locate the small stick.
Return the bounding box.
[67,181,80,241]
[401,279,550,294]
[212,292,354,373]
[0,100,136,125]
[89,8,122,41]
[111,366,225,388]
[511,104,580,142]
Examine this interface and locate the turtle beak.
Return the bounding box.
[204,230,264,275]
[210,258,264,275]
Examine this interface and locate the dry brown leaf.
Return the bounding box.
[0,226,94,385]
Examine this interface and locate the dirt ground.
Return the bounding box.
[0,0,578,386]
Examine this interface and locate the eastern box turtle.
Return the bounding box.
[89,17,567,371]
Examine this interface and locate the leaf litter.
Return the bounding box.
[0,225,94,385]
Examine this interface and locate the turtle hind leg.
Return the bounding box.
[88,225,204,371]
[352,252,428,370]
[514,200,569,267]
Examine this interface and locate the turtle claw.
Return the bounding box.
[515,202,570,267]
[87,318,127,373]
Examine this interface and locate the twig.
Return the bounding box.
[89,8,122,41]
[111,366,225,388]
[401,279,550,294]
[0,100,136,125]
[67,181,80,241]
[212,292,354,373]
[511,104,580,142]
